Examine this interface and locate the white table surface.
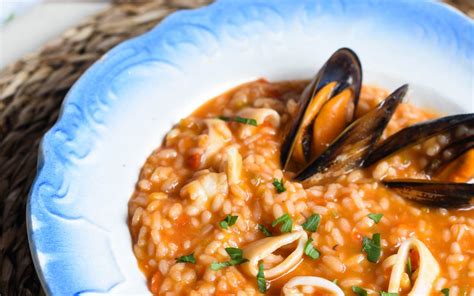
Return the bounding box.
[0,1,110,69]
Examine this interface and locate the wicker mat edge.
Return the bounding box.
[0,0,471,295]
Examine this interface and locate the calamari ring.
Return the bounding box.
[388,238,440,295]
[241,230,307,279]
[281,276,344,296]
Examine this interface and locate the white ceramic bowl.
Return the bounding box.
[28,0,473,294]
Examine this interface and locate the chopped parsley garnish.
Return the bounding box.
[380,293,398,296]
[218,115,231,121]
[258,224,272,237]
[257,262,267,293]
[176,253,196,264]
[235,116,258,126]
[362,233,382,263]
[219,214,238,229]
[302,214,321,232]
[210,261,231,270]
[352,286,368,296]
[441,288,450,296]
[272,178,286,193]
[368,213,383,224]
[210,247,248,270]
[332,279,339,286]
[218,115,258,126]
[272,213,293,233]
[225,247,244,259]
[304,237,320,260]
[406,255,412,278]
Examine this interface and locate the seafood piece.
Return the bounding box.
[364,113,474,168]
[237,107,281,138]
[241,230,307,279]
[281,48,362,168]
[383,179,473,208]
[364,113,474,208]
[282,276,344,295]
[295,85,407,183]
[425,136,474,178]
[281,49,472,207]
[225,146,243,185]
[386,238,440,295]
[237,107,281,128]
[280,48,409,183]
[200,119,233,165]
[180,172,228,215]
[434,149,474,182]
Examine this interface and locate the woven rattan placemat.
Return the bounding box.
[0,1,471,295]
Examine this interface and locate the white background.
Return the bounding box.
[0,0,110,69]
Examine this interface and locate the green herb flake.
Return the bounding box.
[272,178,286,193]
[218,115,258,126]
[210,261,231,271]
[235,116,258,126]
[368,213,383,224]
[258,224,272,237]
[332,279,339,286]
[380,292,398,296]
[272,213,293,233]
[218,115,231,121]
[362,233,382,263]
[228,257,248,266]
[225,247,243,260]
[302,214,321,232]
[441,288,450,296]
[210,247,248,271]
[257,262,267,293]
[406,255,412,278]
[210,259,247,271]
[176,253,196,264]
[304,237,320,260]
[219,214,238,229]
[352,286,368,296]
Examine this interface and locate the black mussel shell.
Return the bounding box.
[295,85,408,183]
[425,135,474,176]
[364,113,474,167]
[383,179,474,208]
[280,48,362,170]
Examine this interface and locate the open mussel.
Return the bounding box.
[295,85,407,183]
[364,113,474,168]
[365,113,474,208]
[280,48,362,170]
[280,48,408,183]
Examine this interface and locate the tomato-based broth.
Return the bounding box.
[128,80,473,295]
